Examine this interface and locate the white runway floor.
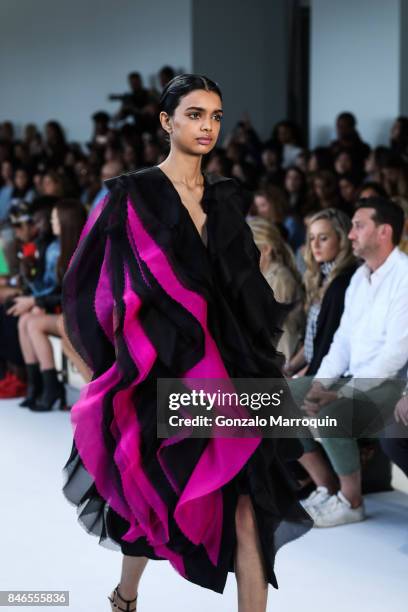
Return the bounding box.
[1,391,407,612]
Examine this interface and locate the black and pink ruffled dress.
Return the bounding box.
[62,166,312,594]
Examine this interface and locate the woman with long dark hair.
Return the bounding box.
[17,199,86,411]
[62,74,312,612]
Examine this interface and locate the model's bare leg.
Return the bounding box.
[117,555,149,601]
[298,450,339,494]
[234,495,268,612]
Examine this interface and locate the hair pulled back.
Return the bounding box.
[159,74,222,117]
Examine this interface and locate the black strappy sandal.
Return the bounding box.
[108,584,138,612]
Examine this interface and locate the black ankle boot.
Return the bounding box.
[19,364,43,408]
[31,369,67,412]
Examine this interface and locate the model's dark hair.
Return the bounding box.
[159,74,222,116]
[355,196,404,245]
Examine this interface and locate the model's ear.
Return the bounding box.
[159,111,172,135]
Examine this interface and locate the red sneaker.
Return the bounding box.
[0,374,27,399]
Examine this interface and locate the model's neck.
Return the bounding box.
[158,151,203,186]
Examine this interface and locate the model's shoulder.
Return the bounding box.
[208,174,252,216]
[104,166,162,192]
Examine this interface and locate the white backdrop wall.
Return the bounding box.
[310,0,401,148]
[0,0,192,142]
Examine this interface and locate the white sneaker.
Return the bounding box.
[312,491,366,528]
[300,486,330,510]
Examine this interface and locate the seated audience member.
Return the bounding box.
[248,217,305,361]
[338,174,360,209]
[0,201,40,305]
[285,209,356,377]
[283,167,308,249]
[334,150,355,178]
[393,196,408,254]
[12,168,35,203]
[89,160,124,212]
[260,145,284,186]
[205,149,233,177]
[307,147,333,173]
[364,146,389,183]
[252,187,290,242]
[358,181,387,200]
[0,202,40,393]
[0,200,58,397]
[295,197,408,527]
[380,150,408,199]
[44,121,68,168]
[310,170,352,216]
[90,111,111,149]
[294,149,309,174]
[41,171,65,197]
[0,160,14,220]
[330,111,370,173]
[390,116,408,161]
[12,200,86,411]
[268,119,303,169]
[380,388,408,478]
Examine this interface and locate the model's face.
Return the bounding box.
[309,219,340,263]
[161,89,222,156]
[348,207,380,259]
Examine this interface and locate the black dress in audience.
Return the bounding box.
[305,264,357,376]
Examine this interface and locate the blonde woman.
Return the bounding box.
[248,216,304,361]
[285,208,356,376]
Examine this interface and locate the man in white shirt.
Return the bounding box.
[298,197,408,527]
